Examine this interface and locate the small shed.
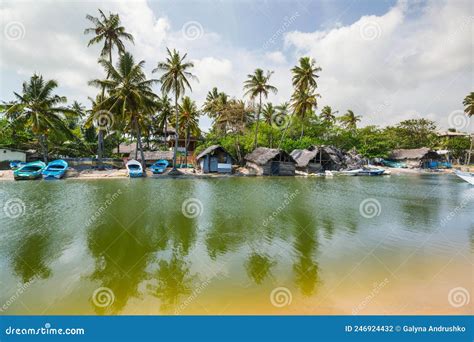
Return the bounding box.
[196,145,234,173]
[245,147,296,176]
[291,146,363,172]
[388,148,442,168]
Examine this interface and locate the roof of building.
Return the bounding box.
[245,147,295,165]
[133,150,174,161]
[112,143,135,154]
[389,148,435,160]
[196,145,233,161]
[290,147,319,167]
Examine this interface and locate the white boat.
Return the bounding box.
[454,170,474,185]
[126,159,144,178]
[340,169,362,176]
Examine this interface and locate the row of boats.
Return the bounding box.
[10,159,170,180]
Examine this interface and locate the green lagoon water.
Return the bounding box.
[0,175,472,315]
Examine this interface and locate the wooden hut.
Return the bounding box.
[245,147,296,176]
[388,148,442,168]
[196,145,233,173]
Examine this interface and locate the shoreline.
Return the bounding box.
[0,167,455,181]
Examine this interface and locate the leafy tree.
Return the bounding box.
[243,69,277,149]
[154,48,197,171]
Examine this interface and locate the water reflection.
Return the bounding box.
[245,253,276,285]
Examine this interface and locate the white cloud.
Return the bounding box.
[284,0,473,130]
[0,0,472,132]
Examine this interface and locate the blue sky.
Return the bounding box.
[0,0,472,132]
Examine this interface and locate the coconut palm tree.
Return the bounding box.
[320,105,338,124]
[291,56,321,91]
[463,92,474,117]
[177,96,201,166]
[203,87,229,134]
[291,88,320,137]
[89,52,158,168]
[339,109,361,130]
[84,9,134,164]
[155,93,173,147]
[243,69,277,149]
[262,103,276,147]
[153,48,197,172]
[1,74,73,162]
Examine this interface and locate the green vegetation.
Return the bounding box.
[0,9,472,165]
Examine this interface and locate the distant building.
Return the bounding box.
[196,145,233,173]
[0,148,26,162]
[245,147,296,176]
[388,148,444,168]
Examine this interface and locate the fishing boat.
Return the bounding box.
[13,161,46,180]
[42,159,68,179]
[150,159,169,174]
[357,168,385,176]
[9,160,26,170]
[126,159,144,178]
[454,170,474,185]
[340,169,362,176]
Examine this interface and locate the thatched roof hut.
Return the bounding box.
[291,146,363,172]
[196,145,233,173]
[388,148,442,168]
[245,147,296,176]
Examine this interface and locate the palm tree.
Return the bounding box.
[243,69,277,148]
[339,109,361,130]
[155,93,173,147]
[203,87,229,134]
[89,52,158,168]
[291,88,320,137]
[320,105,338,124]
[291,56,321,91]
[463,92,474,117]
[1,74,73,162]
[463,92,474,164]
[262,103,276,147]
[84,9,134,164]
[177,96,201,166]
[153,48,197,172]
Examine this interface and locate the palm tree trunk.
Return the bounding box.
[39,134,48,163]
[172,82,179,171]
[184,124,190,167]
[467,134,473,165]
[164,120,168,148]
[136,118,146,171]
[254,93,261,149]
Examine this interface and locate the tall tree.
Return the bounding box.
[155,93,173,148]
[243,69,277,149]
[176,96,201,166]
[463,92,474,117]
[84,9,134,164]
[291,88,319,137]
[339,109,361,131]
[1,74,73,162]
[262,103,276,147]
[153,48,197,172]
[203,87,229,134]
[89,52,158,168]
[320,105,338,124]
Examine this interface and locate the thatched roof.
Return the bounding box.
[113,143,135,154]
[245,147,295,165]
[389,148,433,160]
[196,145,232,161]
[133,150,174,161]
[290,147,319,167]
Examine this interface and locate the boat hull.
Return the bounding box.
[455,170,474,185]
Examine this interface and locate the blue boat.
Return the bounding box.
[13,161,46,180]
[126,159,144,177]
[150,160,169,174]
[42,159,68,179]
[357,168,385,176]
[9,160,26,170]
